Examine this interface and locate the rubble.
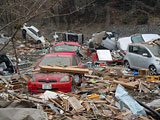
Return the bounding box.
[0,63,160,120]
[0,35,160,120]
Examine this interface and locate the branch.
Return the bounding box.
[44,0,96,18]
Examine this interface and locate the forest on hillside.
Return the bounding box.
[0,0,160,35]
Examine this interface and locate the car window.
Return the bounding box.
[146,45,160,57]
[39,56,71,67]
[131,35,144,43]
[52,44,80,52]
[28,28,37,36]
[75,55,80,64]
[137,47,151,57]
[72,56,78,66]
[129,45,139,54]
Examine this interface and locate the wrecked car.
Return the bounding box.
[28,52,82,93]
[124,39,160,75]
[89,31,119,50]
[51,42,83,57]
[0,54,16,75]
[118,34,160,51]
[53,32,84,45]
[21,23,47,46]
[0,33,10,42]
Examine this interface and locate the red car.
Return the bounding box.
[28,52,82,93]
[51,42,83,55]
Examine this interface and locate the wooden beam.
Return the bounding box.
[39,65,89,74]
[113,80,139,88]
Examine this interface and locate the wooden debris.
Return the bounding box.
[68,97,85,112]
[139,82,150,93]
[83,102,91,112]
[114,111,131,119]
[113,80,139,88]
[84,74,100,79]
[140,116,151,120]
[138,69,149,76]
[103,76,114,81]
[39,65,89,74]
[49,98,64,110]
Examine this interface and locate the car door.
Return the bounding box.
[137,46,152,69]
[28,28,38,40]
[127,45,141,69]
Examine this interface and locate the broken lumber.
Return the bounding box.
[68,97,85,112]
[39,65,89,74]
[113,80,139,88]
[103,76,114,81]
[84,74,100,79]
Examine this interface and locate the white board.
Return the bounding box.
[97,50,112,61]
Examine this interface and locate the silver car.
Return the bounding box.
[118,34,160,51]
[124,41,160,75]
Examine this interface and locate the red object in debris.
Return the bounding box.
[92,52,98,62]
[100,63,106,66]
[52,42,81,47]
[86,48,92,57]
[52,42,82,54]
[28,52,82,93]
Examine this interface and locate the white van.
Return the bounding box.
[21,23,46,45]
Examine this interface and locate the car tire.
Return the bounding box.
[124,60,130,68]
[36,40,41,44]
[149,65,157,75]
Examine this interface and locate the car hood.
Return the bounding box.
[155,56,160,60]
[33,73,69,82]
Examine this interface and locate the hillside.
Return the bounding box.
[0,0,160,38]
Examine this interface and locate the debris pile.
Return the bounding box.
[0,65,160,120]
[0,32,160,120]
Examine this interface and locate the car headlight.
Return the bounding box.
[156,60,160,65]
[60,76,69,83]
[30,76,36,82]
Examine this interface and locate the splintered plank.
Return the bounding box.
[113,80,139,88]
[68,97,85,112]
[39,65,89,74]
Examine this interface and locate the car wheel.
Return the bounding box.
[36,40,41,44]
[124,61,130,68]
[149,65,157,75]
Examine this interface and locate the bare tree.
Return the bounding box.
[0,0,96,73]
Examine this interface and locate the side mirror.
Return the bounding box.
[142,53,148,57]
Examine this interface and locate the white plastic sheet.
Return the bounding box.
[115,84,146,116]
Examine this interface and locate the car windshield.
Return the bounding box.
[52,44,80,52]
[131,35,144,43]
[39,56,71,67]
[146,45,160,57]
